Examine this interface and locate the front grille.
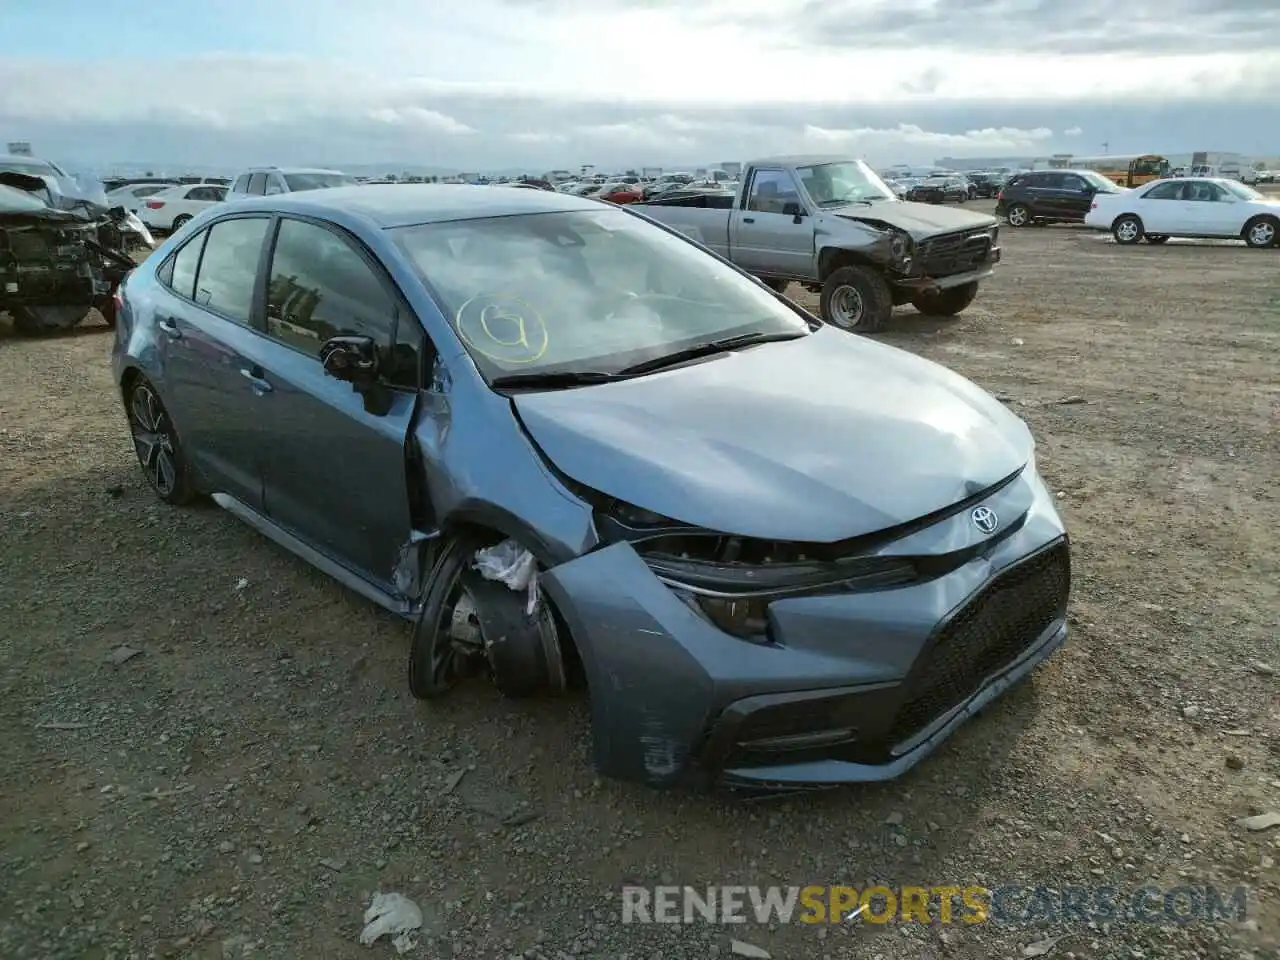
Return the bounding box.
[887,542,1070,745]
[917,228,994,276]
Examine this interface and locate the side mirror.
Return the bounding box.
[782,201,804,223]
[320,335,379,388]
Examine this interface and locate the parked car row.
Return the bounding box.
[110,177,1070,793]
[994,169,1280,247]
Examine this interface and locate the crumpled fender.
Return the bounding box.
[539,542,719,787]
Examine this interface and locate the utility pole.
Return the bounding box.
[1101,140,1110,154]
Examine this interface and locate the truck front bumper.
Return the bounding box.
[894,246,1001,294]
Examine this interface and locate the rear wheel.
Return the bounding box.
[1006,203,1031,227]
[911,282,979,317]
[820,265,894,333]
[1243,215,1278,248]
[170,214,192,232]
[1112,215,1144,244]
[125,377,196,504]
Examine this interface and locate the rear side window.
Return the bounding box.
[231,174,250,193]
[193,217,270,324]
[247,173,267,195]
[157,230,208,299]
[1143,181,1181,201]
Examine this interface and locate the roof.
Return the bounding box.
[239,166,346,175]
[747,155,859,168]
[251,183,601,229]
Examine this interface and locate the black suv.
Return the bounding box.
[995,170,1120,227]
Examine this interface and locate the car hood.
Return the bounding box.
[512,328,1032,542]
[833,200,997,239]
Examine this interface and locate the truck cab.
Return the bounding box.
[633,155,1002,332]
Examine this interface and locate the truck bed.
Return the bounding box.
[636,193,734,209]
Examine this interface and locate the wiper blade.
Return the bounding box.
[616,330,806,376]
[490,370,623,390]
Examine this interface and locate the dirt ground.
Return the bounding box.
[1,201,1277,960]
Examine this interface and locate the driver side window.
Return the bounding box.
[747,170,799,214]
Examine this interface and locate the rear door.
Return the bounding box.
[729,168,815,279]
[238,215,420,589]
[1133,180,1182,233]
[150,215,274,509]
[1058,174,1096,220]
[1032,173,1072,218]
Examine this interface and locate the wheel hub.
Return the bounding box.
[830,285,864,327]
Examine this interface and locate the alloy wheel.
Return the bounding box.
[1246,220,1276,247]
[128,383,178,497]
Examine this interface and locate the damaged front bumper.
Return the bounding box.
[539,465,1068,792]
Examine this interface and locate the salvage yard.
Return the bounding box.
[1,204,1278,959]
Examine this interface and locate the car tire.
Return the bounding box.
[409,533,562,701]
[1112,215,1144,244]
[820,264,894,333]
[1006,203,1031,227]
[1144,235,1170,245]
[410,533,490,700]
[1242,215,1278,248]
[170,214,192,232]
[910,281,980,318]
[125,376,197,505]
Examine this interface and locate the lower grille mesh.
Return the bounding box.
[888,542,1070,745]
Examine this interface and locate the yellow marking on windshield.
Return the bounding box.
[455,293,549,364]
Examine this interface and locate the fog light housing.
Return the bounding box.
[677,593,771,642]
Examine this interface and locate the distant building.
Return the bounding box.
[933,155,1042,171]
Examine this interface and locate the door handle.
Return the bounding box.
[158,317,181,339]
[240,366,273,395]
[742,217,755,223]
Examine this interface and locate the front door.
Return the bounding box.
[1133,180,1182,233]
[1177,181,1238,236]
[243,215,419,590]
[729,168,815,280]
[151,215,274,510]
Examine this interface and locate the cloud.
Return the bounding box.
[801,123,1054,154]
[1,0,1278,172]
[368,107,475,135]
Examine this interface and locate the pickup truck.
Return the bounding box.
[630,155,1001,332]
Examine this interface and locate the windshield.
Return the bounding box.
[394,209,809,380]
[795,160,896,205]
[283,172,356,191]
[1222,180,1264,201]
[0,157,57,177]
[1079,171,1119,192]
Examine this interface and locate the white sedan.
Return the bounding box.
[1084,177,1280,248]
[104,182,175,212]
[138,183,228,233]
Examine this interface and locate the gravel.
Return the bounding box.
[1,204,1277,959]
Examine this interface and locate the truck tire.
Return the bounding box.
[820,265,894,333]
[910,282,979,317]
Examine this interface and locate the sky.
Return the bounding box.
[2,0,1279,173]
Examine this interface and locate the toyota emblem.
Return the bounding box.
[971,506,998,535]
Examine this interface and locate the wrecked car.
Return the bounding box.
[632,155,1001,332]
[112,184,1070,793]
[1,164,153,335]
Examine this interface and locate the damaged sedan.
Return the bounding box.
[112,185,1070,793]
[2,162,154,335]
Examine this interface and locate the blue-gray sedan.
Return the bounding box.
[111,184,1070,792]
